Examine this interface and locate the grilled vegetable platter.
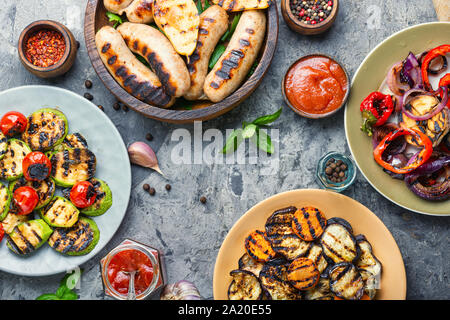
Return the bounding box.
[0,107,113,259]
[213,189,407,300]
[227,206,381,300]
[358,44,449,202]
[95,0,271,109]
[344,23,450,215]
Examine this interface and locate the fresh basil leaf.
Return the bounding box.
[56,285,68,299]
[252,108,282,126]
[255,128,274,154]
[221,129,244,154]
[204,0,211,10]
[209,44,226,69]
[106,12,123,28]
[134,53,150,68]
[242,123,257,139]
[247,61,258,78]
[221,13,242,42]
[196,0,204,13]
[36,294,60,300]
[61,291,78,301]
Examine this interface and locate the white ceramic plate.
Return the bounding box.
[0,85,131,276]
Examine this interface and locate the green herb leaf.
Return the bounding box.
[61,291,78,300]
[209,44,226,69]
[56,285,68,299]
[106,12,123,28]
[221,129,244,154]
[36,294,60,300]
[242,123,257,139]
[254,128,274,154]
[134,53,151,68]
[204,0,211,10]
[63,269,83,290]
[196,0,204,13]
[252,108,282,126]
[247,61,258,78]
[221,13,242,42]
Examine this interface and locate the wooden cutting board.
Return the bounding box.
[433,0,450,21]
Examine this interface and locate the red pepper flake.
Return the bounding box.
[25,29,66,68]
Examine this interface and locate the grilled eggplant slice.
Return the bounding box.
[304,278,334,300]
[22,108,68,151]
[48,217,100,256]
[1,212,29,234]
[292,206,327,241]
[0,132,7,160]
[306,244,328,274]
[9,177,55,210]
[245,230,276,263]
[7,219,52,255]
[81,178,112,216]
[0,182,11,221]
[359,269,378,300]
[39,196,79,228]
[228,269,263,300]
[329,262,365,300]
[259,259,302,300]
[287,257,320,291]
[50,148,96,187]
[265,206,311,260]
[0,139,31,181]
[355,235,382,279]
[238,253,264,277]
[320,219,360,264]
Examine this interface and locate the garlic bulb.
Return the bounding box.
[127,141,164,176]
[160,280,202,300]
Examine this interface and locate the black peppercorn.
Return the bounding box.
[149,187,156,196]
[143,184,150,191]
[85,80,93,89]
[84,93,93,101]
[200,196,207,204]
[146,133,153,141]
[165,184,171,191]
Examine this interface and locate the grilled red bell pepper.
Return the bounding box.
[0,224,4,244]
[438,73,450,107]
[360,92,394,136]
[373,128,433,174]
[421,44,450,91]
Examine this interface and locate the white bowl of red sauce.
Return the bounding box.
[282,54,350,119]
[18,20,78,79]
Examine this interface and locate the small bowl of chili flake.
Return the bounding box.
[18,20,78,78]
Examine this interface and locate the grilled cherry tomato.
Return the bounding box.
[13,186,39,215]
[70,181,97,208]
[22,151,51,181]
[0,111,28,137]
[0,224,4,243]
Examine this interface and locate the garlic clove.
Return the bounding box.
[127,141,164,176]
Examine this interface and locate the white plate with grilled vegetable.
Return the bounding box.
[213,189,407,300]
[0,85,131,276]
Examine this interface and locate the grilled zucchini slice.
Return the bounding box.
[292,206,327,241]
[21,108,68,151]
[0,132,7,160]
[1,212,29,234]
[39,196,79,228]
[7,219,52,255]
[238,253,264,278]
[81,178,112,216]
[265,206,311,260]
[52,133,89,153]
[329,262,365,300]
[287,257,320,291]
[48,216,100,256]
[0,139,31,181]
[320,219,360,264]
[259,259,302,300]
[244,230,276,263]
[50,148,96,187]
[228,269,263,300]
[9,177,55,210]
[305,244,328,274]
[304,278,334,300]
[0,182,11,221]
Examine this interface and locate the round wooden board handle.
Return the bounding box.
[433,0,450,21]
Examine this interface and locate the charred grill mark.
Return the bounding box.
[39,132,49,148]
[14,226,35,254]
[322,240,343,261]
[142,46,148,56]
[133,40,139,51]
[102,43,111,53]
[146,52,175,96]
[246,28,255,34]
[62,149,70,177]
[199,28,209,35]
[108,55,117,65]
[31,229,42,243]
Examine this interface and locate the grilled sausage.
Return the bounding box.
[204,9,266,103]
[103,0,134,14]
[184,5,229,101]
[124,0,154,24]
[117,22,190,97]
[95,26,175,108]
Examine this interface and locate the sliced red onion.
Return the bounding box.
[428,55,447,75]
[400,52,423,89]
[387,62,410,96]
[401,87,448,121]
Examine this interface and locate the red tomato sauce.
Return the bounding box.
[107,249,154,295]
[284,56,348,115]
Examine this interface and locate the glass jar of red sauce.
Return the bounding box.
[100,239,166,300]
[283,54,350,118]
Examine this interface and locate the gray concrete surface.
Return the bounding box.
[0,0,448,300]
